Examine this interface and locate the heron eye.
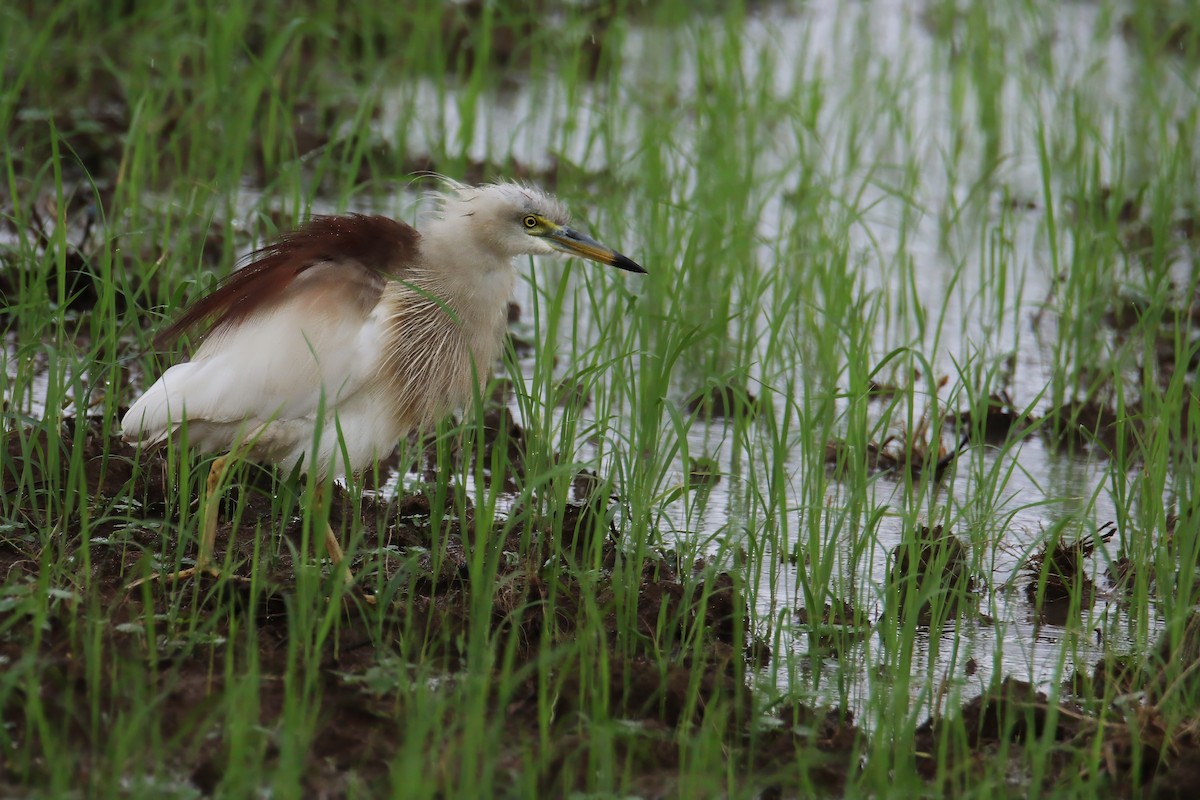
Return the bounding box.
[522,215,539,229]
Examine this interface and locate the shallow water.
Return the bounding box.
[1,0,1179,726]
[375,0,1177,717]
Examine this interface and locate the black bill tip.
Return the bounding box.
[611,252,647,274]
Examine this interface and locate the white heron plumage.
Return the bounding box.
[123,180,642,476]
[121,179,644,593]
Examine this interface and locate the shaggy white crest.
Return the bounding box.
[430,177,570,225]
[422,178,572,260]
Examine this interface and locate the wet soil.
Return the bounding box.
[4,16,1200,793]
[1,174,1192,791]
[888,524,978,623]
[0,416,860,796]
[5,416,1200,796]
[3,1,624,205]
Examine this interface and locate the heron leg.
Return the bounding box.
[314,482,375,605]
[193,454,229,577]
[127,454,240,589]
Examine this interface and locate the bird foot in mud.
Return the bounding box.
[126,564,250,591]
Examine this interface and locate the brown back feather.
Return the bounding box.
[154,214,421,349]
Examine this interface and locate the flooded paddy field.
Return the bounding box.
[3,1,1200,796]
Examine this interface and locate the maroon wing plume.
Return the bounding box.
[154,214,421,349]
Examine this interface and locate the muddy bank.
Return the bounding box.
[0,416,858,796]
[5,417,1200,795]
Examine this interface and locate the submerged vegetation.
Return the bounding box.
[3,0,1200,796]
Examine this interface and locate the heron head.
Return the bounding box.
[432,179,645,274]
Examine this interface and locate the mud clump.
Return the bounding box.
[887,524,977,623]
[794,600,870,658]
[1022,522,1113,625]
[825,374,967,482]
[949,389,1035,445]
[912,677,1083,784]
[685,380,760,420]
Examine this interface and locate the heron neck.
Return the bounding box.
[420,222,517,304]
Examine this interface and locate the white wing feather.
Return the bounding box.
[122,265,396,476]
